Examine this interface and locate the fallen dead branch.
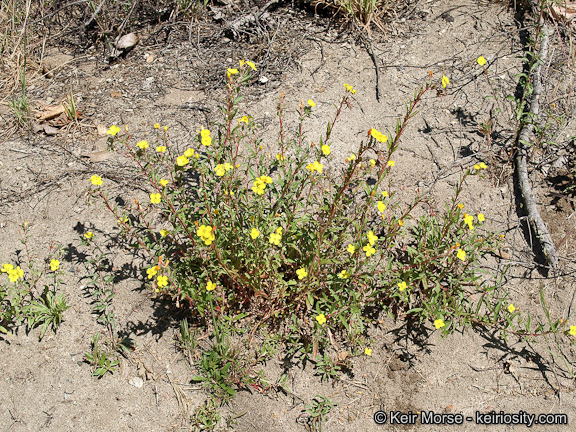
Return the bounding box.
[514,0,559,271]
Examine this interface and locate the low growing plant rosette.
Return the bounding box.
[90,64,525,353]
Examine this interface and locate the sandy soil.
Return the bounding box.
[1,0,576,430]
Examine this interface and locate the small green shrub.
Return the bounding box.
[0,223,69,338]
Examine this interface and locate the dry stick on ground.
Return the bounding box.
[514,2,559,270]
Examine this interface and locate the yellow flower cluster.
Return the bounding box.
[215,162,233,177]
[474,162,488,170]
[370,128,388,143]
[137,140,149,150]
[464,213,474,230]
[306,161,323,174]
[442,75,450,88]
[239,59,257,70]
[1,263,24,283]
[90,175,103,186]
[296,268,308,279]
[107,125,120,136]
[200,128,212,146]
[197,225,215,246]
[269,227,282,245]
[434,319,445,329]
[338,270,350,279]
[344,83,356,94]
[252,175,273,195]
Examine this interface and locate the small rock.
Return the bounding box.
[129,376,144,388]
[259,76,269,84]
[116,33,140,51]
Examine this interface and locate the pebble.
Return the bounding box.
[129,377,144,388]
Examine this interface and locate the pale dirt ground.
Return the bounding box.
[1,0,576,430]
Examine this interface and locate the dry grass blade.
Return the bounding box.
[313,0,396,32]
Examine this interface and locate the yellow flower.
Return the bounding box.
[250,228,260,239]
[1,263,14,273]
[177,155,189,166]
[477,56,487,66]
[227,68,239,78]
[184,148,195,157]
[398,220,404,227]
[84,231,94,239]
[156,146,166,153]
[338,270,350,279]
[252,179,266,195]
[50,259,60,271]
[196,225,215,246]
[206,280,216,291]
[296,268,308,279]
[570,325,576,336]
[107,125,120,136]
[363,244,376,257]
[377,201,386,213]
[308,99,316,107]
[344,83,356,94]
[246,60,257,70]
[276,226,283,234]
[370,128,388,143]
[474,164,481,170]
[370,159,376,167]
[150,193,162,204]
[163,126,168,132]
[434,319,445,329]
[154,123,161,129]
[276,153,285,161]
[367,231,378,246]
[137,140,149,149]
[306,161,323,173]
[457,248,466,261]
[478,213,485,222]
[316,314,327,325]
[347,244,355,254]
[239,116,249,124]
[321,145,330,156]
[442,75,449,88]
[365,348,372,356]
[160,229,169,237]
[382,191,388,197]
[398,281,407,292]
[387,160,395,167]
[8,266,23,283]
[269,232,281,245]
[215,164,226,177]
[457,203,464,209]
[200,128,211,137]
[160,179,169,187]
[508,304,516,313]
[157,275,168,288]
[90,175,103,186]
[202,136,212,146]
[147,266,158,279]
[261,175,273,184]
[480,162,487,169]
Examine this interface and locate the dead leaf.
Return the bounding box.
[116,33,140,51]
[337,351,349,362]
[82,151,113,163]
[43,125,60,136]
[146,54,155,63]
[110,91,122,98]
[96,124,108,136]
[32,123,44,133]
[550,2,576,22]
[38,104,65,121]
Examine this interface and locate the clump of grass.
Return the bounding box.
[315,0,396,32]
